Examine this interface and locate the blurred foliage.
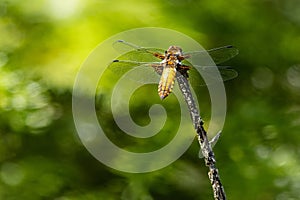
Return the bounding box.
[1,0,300,199]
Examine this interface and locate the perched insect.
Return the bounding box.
[111,40,238,99]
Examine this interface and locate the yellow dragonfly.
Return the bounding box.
[110,40,238,99]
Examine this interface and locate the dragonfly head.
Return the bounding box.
[167,46,183,56]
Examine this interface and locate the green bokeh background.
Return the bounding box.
[1,0,300,199]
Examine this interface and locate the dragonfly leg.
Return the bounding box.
[177,64,191,78]
[179,64,191,70]
[153,53,165,60]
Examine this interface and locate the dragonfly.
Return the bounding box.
[110,40,238,100]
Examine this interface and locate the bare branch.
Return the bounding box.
[176,73,226,200]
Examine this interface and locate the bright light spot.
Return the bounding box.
[25,106,55,129]
[26,82,42,97]
[255,145,270,159]
[11,94,27,110]
[0,162,24,186]
[286,65,300,88]
[0,70,20,90]
[26,82,48,109]
[45,0,81,19]
[251,67,274,89]
[271,146,294,167]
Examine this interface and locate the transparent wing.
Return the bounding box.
[108,60,237,87]
[187,65,238,87]
[113,40,238,65]
[110,40,238,85]
[108,59,162,83]
[109,42,165,83]
[185,45,239,64]
[113,40,165,58]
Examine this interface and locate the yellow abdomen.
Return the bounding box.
[158,67,176,99]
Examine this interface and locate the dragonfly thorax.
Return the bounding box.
[161,46,184,67]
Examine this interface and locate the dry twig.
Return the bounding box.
[176,74,226,200]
